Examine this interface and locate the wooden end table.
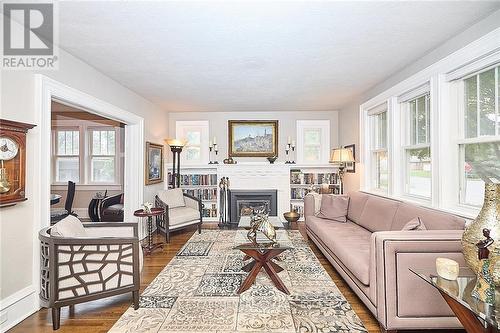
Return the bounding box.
[134,207,165,255]
[234,242,292,295]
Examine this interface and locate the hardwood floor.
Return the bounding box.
[8,223,458,333]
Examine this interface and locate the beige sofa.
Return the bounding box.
[305,191,466,332]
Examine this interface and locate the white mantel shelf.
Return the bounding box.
[167,163,338,169]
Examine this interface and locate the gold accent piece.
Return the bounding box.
[283,211,300,223]
[247,209,277,245]
[0,167,10,193]
[461,183,500,285]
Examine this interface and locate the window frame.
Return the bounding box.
[401,92,432,200]
[52,126,83,184]
[296,120,330,165]
[457,65,500,207]
[87,126,120,185]
[367,108,389,194]
[175,120,210,165]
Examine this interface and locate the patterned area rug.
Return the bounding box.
[109,230,367,333]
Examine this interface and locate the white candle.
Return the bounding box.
[213,136,217,144]
[287,136,291,144]
[291,140,296,147]
[209,140,212,147]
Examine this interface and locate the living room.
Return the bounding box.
[1,2,499,333]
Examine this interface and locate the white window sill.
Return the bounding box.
[51,184,123,191]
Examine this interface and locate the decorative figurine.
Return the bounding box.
[142,202,153,214]
[247,207,277,245]
[471,228,496,305]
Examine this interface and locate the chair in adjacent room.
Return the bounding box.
[100,193,124,222]
[50,181,76,224]
[155,188,202,243]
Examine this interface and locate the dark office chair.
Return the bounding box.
[50,181,77,224]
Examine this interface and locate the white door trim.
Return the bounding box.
[33,74,144,312]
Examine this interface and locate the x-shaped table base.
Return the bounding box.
[237,248,289,295]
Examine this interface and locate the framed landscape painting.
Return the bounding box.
[228,120,278,157]
[145,142,163,185]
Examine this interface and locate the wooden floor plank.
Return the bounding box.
[8,223,461,333]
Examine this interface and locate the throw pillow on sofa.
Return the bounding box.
[50,215,87,237]
[402,217,427,231]
[317,195,349,222]
[158,188,185,208]
[307,192,322,215]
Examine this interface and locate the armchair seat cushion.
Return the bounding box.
[307,216,371,285]
[169,206,200,226]
[50,208,69,218]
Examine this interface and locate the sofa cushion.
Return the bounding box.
[317,195,349,222]
[307,192,322,215]
[391,203,465,231]
[357,196,399,232]
[307,216,371,285]
[158,188,185,208]
[50,215,86,238]
[346,191,370,224]
[169,206,200,226]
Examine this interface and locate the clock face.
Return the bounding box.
[0,137,19,160]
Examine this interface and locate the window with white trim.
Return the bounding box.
[175,121,210,165]
[403,93,431,198]
[369,110,388,191]
[459,65,500,206]
[90,128,117,183]
[296,120,330,164]
[55,129,80,182]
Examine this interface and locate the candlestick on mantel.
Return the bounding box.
[213,137,217,145]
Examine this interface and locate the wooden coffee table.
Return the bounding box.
[234,242,292,294]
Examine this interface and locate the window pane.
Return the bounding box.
[373,151,388,190]
[465,76,478,138]
[93,130,101,154]
[372,112,387,149]
[479,68,495,136]
[417,95,427,144]
[186,131,201,145]
[56,157,79,182]
[407,147,431,197]
[91,157,115,182]
[185,146,201,161]
[57,131,79,155]
[57,132,65,155]
[462,142,500,206]
[304,145,321,162]
[304,129,321,145]
[92,130,115,155]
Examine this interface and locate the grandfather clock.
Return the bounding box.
[0,119,36,207]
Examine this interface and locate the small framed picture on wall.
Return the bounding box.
[145,142,164,185]
[344,144,355,173]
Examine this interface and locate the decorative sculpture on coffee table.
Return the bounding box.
[462,183,500,285]
[247,207,277,245]
[471,228,496,305]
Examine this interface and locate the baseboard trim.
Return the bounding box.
[0,286,39,332]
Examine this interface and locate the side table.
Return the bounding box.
[134,207,165,255]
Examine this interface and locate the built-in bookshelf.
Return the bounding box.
[289,167,340,221]
[167,167,219,221]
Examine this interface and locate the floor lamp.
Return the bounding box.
[329,148,355,194]
[165,139,186,188]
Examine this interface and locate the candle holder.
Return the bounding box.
[209,145,214,164]
[285,143,291,164]
[213,143,219,164]
[291,145,296,164]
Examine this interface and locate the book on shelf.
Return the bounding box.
[202,203,218,218]
[182,188,217,201]
[290,169,338,185]
[290,184,340,199]
[168,172,218,186]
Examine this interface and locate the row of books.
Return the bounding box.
[291,185,340,199]
[202,203,218,218]
[290,170,338,185]
[290,203,304,218]
[167,173,218,186]
[182,188,217,201]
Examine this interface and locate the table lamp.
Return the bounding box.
[329,147,355,194]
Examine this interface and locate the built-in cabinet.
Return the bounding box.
[167,163,338,222]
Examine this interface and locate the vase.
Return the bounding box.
[461,183,500,285]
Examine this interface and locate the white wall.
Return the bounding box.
[338,9,500,193]
[0,48,168,330]
[167,111,339,164]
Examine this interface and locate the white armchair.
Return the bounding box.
[39,216,142,330]
[155,188,203,243]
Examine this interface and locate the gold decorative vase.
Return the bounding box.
[461,183,500,285]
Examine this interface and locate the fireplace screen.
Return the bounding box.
[229,190,277,223]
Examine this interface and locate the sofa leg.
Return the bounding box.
[198,223,201,234]
[132,290,139,310]
[52,307,61,330]
[379,324,397,333]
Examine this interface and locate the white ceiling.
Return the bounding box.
[58,1,500,112]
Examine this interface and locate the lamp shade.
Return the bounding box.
[165,138,187,147]
[330,148,354,163]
